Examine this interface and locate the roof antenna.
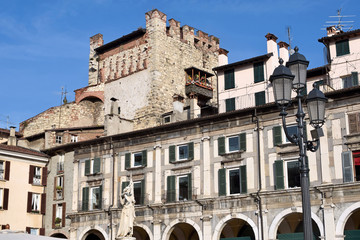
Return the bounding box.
[287,26,295,55]
[322,8,355,32]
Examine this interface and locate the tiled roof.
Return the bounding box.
[318,29,360,43]
[213,53,273,71]
[0,144,48,158]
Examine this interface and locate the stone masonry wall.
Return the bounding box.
[133,9,219,130]
[20,100,104,137]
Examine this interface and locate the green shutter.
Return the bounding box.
[187,173,192,200]
[239,133,246,151]
[125,153,131,169]
[140,179,145,205]
[93,157,101,173]
[274,160,285,190]
[82,187,89,211]
[240,165,247,193]
[98,185,102,209]
[254,62,264,83]
[352,72,359,86]
[218,137,225,155]
[85,159,90,175]
[142,150,147,167]
[218,168,226,196]
[226,98,235,112]
[255,91,265,106]
[342,151,353,183]
[167,176,176,202]
[224,69,235,90]
[169,145,176,163]
[336,39,350,56]
[273,126,282,146]
[188,142,194,160]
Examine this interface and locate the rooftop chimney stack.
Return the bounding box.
[278,41,290,63]
[8,126,17,146]
[265,33,279,77]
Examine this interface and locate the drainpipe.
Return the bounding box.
[253,109,264,240]
[214,70,219,113]
[107,137,115,240]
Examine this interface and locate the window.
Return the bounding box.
[218,166,247,196]
[53,203,64,228]
[27,192,45,214]
[30,228,39,235]
[169,143,194,163]
[122,180,145,205]
[125,150,147,169]
[56,135,62,144]
[57,156,64,174]
[225,98,235,112]
[224,69,235,90]
[29,165,47,186]
[273,124,307,146]
[71,135,78,143]
[254,62,264,83]
[26,227,44,236]
[84,157,101,175]
[54,176,64,199]
[163,115,171,123]
[273,159,301,189]
[342,72,359,89]
[342,151,360,182]
[0,188,9,210]
[255,91,265,106]
[167,174,192,202]
[336,39,350,56]
[218,133,246,155]
[349,112,360,134]
[82,186,102,211]
[0,161,10,181]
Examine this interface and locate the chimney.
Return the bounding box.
[218,48,229,66]
[110,97,119,115]
[173,94,184,113]
[326,26,341,36]
[7,126,17,146]
[278,41,290,63]
[189,93,201,119]
[265,33,279,77]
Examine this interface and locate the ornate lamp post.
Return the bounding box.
[269,47,327,240]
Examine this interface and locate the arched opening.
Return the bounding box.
[344,208,360,239]
[219,218,255,240]
[276,213,320,240]
[50,233,67,239]
[133,226,150,240]
[169,222,199,240]
[82,229,105,240]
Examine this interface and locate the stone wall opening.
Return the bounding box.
[276,213,320,240]
[219,218,255,240]
[169,222,199,240]
[82,229,105,240]
[344,208,360,239]
[133,226,150,240]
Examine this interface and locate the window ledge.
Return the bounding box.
[126,165,146,171]
[85,172,102,177]
[220,151,244,162]
[170,159,193,164]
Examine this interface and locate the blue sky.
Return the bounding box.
[1,0,359,129]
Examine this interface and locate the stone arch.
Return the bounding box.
[49,231,69,239]
[335,201,360,237]
[79,226,108,240]
[134,223,153,240]
[161,218,202,240]
[212,213,259,240]
[268,207,324,240]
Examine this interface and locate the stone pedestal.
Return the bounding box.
[115,237,136,240]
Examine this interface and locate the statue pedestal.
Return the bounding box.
[115,237,136,240]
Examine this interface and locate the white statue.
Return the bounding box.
[117,178,136,238]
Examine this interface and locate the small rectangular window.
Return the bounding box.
[84,158,101,175]
[133,152,143,167]
[71,135,78,143]
[90,186,102,210]
[178,176,189,201]
[169,143,194,163]
[228,136,240,152]
[255,91,265,106]
[0,161,3,180]
[336,39,350,56]
[163,116,171,123]
[287,161,300,188]
[56,136,62,144]
[0,188,3,209]
[254,62,264,83]
[225,98,236,112]
[229,169,241,194]
[33,167,42,185]
[178,145,189,160]
[285,125,298,143]
[31,193,41,212]
[224,69,235,90]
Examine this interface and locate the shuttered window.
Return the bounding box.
[0,188,9,210]
[125,151,147,169]
[225,98,236,112]
[240,133,246,151]
[273,126,282,146]
[218,168,226,196]
[218,137,225,155]
[274,160,285,190]
[255,91,265,106]
[167,176,176,203]
[218,166,247,196]
[82,187,89,211]
[254,62,264,83]
[169,143,194,162]
[224,69,235,90]
[93,157,101,173]
[336,39,350,56]
[342,151,353,183]
[349,113,360,134]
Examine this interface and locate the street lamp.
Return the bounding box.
[270,47,327,240]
